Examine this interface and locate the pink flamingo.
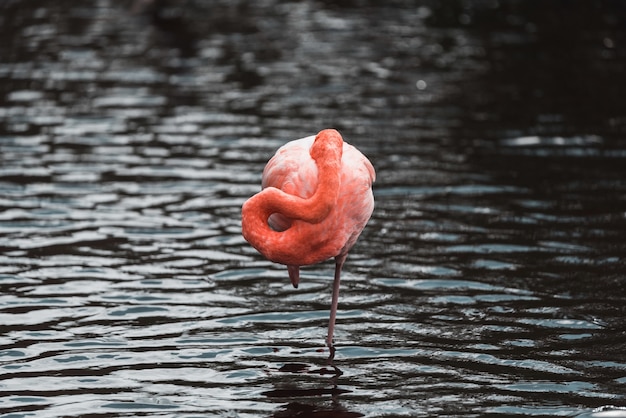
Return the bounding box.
[241,129,375,356]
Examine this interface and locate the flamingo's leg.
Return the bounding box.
[327,254,346,360]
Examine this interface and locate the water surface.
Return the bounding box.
[1,1,625,417]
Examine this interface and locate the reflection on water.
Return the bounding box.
[1,1,626,417]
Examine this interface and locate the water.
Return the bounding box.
[1,1,626,417]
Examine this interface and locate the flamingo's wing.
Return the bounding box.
[261,135,317,231]
[365,155,376,184]
[261,135,318,198]
[350,139,376,185]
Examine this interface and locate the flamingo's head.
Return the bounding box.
[310,129,343,163]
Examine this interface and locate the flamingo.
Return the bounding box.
[241,129,375,357]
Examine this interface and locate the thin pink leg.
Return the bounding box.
[326,254,346,351]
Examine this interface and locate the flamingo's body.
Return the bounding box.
[241,129,375,352]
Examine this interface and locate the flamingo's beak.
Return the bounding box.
[287,265,300,289]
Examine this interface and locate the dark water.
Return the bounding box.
[1,1,626,417]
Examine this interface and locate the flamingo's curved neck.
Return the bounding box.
[241,130,343,265]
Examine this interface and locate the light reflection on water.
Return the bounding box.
[1,1,626,417]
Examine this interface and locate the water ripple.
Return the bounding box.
[1,1,625,417]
